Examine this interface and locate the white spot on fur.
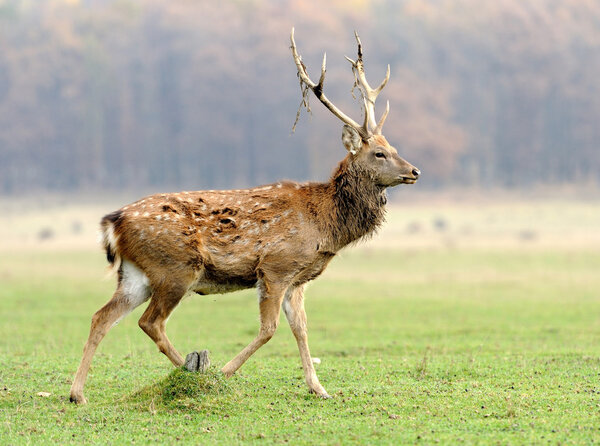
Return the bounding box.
[133,211,139,217]
[123,206,129,210]
[155,215,162,221]
[143,212,150,217]
[276,183,282,188]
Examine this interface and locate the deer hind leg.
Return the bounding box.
[137,281,188,367]
[70,261,151,404]
[221,280,286,377]
[282,285,330,398]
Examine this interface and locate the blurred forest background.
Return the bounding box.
[0,0,599,194]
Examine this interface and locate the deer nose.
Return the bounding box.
[412,168,421,178]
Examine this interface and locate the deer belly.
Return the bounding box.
[192,260,257,295]
[192,280,255,295]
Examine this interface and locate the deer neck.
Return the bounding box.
[326,158,387,250]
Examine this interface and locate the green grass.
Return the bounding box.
[1,247,600,444]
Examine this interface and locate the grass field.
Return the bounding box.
[1,194,599,444]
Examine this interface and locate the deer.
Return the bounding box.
[69,28,420,404]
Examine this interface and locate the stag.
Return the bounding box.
[69,28,420,404]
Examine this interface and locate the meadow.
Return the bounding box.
[0,193,599,444]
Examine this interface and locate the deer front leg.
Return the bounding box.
[221,280,286,377]
[282,285,330,398]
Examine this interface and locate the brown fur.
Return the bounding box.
[69,140,419,404]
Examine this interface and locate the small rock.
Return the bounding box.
[184,350,210,373]
[312,357,321,365]
[184,352,199,372]
[198,349,210,373]
[37,392,51,397]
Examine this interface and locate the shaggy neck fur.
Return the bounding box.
[324,157,387,250]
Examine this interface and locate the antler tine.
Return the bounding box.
[346,31,390,133]
[374,100,389,135]
[290,28,369,139]
[362,97,370,134]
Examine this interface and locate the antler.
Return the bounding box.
[345,31,390,135]
[290,27,370,140]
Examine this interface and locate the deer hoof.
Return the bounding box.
[309,388,332,399]
[220,367,235,378]
[69,393,87,405]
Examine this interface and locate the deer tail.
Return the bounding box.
[99,210,123,277]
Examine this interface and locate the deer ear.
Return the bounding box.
[341,125,362,155]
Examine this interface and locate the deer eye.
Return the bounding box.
[375,152,386,159]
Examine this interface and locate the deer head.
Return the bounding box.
[290,28,420,188]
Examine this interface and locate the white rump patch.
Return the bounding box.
[121,260,151,307]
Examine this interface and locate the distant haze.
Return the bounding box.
[0,0,598,193]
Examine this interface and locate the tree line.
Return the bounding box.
[0,0,598,194]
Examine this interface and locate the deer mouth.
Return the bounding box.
[399,176,417,184]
